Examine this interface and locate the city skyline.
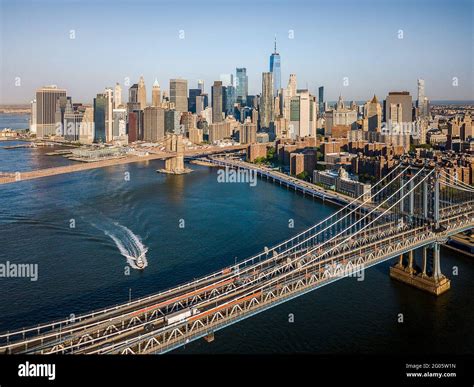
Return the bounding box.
[1,0,473,104]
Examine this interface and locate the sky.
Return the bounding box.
[0,0,473,104]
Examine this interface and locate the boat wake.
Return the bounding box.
[90,219,149,270]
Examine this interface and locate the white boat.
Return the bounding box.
[125,251,146,269]
[135,253,145,269]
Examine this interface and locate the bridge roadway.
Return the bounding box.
[0,220,398,354]
[1,204,472,355]
[0,145,247,185]
[97,211,474,355]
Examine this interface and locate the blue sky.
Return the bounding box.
[0,0,472,104]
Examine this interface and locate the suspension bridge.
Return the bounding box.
[0,159,473,354]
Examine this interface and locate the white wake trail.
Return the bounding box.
[91,219,149,270]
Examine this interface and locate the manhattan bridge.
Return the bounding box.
[1,158,473,354]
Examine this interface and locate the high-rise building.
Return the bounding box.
[220,74,234,87]
[128,109,144,142]
[104,88,114,141]
[260,72,274,129]
[55,95,70,136]
[385,91,412,124]
[188,88,201,113]
[324,95,358,136]
[165,110,181,134]
[79,106,94,144]
[269,37,281,97]
[29,99,37,134]
[93,93,107,143]
[283,74,297,120]
[417,79,429,118]
[288,90,316,138]
[364,95,382,132]
[236,68,248,104]
[417,79,425,107]
[196,95,207,115]
[138,76,147,110]
[240,118,257,144]
[223,85,236,117]
[35,85,67,138]
[112,108,127,139]
[318,86,324,115]
[128,111,139,143]
[129,84,139,104]
[211,81,223,123]
[143,106,165,142]
[152,79,161,107]
[197,80,204,94]
[114,82,122,108]
[63,99,83,142]
[170,79,188,112]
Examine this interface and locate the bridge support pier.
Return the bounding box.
[389,244,450,296]
[203,332,215,343]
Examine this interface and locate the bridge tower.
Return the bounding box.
[389,167,451,295]
[157,134,192,175]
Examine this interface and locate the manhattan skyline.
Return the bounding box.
[0,0,473,104]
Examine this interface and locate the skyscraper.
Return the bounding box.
[114,82,122,108]
[29,99,37,134]
[129,84,138,104]
[211,81,223,123]
[138,76,147,109]
[128,109,144,142]
[288,90,316,138]
[152,79,161,107]
[54,95,70,136]
[197,80,204,94]
[93,93,107,143]
[318,86,324,115]
[35,85,67,138]
[260,72,274,129]
[170,79,188,112]
[195,95,207,115]
[417,79,425,106]
[269,37,281,97]
[223,85,236,117]
[283,74,297,120]
[417,79,429,118]
[188,88,201,113]
[385,91,412,124]
[364,95,382,132]
[63,99,83,142]
[236,68,248,104]
[104,87,114,141]
[112,108,127,139]
[143,106,165,142]
[220,74,234,87]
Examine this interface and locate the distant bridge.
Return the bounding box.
[0,140,247,185]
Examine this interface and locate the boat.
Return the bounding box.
[124,251,146,269]
[135,252,146,269]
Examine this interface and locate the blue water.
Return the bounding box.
[0,140,75,172]
[0,117,473,354]
[0,114,30,130]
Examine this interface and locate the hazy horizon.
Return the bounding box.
[1,0,472,105]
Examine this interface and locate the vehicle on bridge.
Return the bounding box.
[165,307,200,325]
